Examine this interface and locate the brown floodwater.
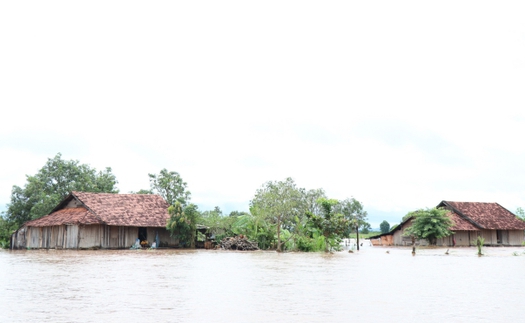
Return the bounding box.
[1,245,525,322]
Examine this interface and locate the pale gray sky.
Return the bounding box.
[2,1,525,227]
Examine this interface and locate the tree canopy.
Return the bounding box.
[148,169,191,206]
[380,220,390,233]
[336,198,368,236]
[306,198,348,252]
[4,153,118,226]
[250,177,306,252]
[403,208,453,245]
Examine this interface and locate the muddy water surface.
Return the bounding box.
[1,246,524,322]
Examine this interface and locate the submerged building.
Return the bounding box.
[11,191,179,249]
[371,201,525,247]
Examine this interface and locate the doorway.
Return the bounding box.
[138,227,147,242]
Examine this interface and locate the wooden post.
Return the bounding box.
[356,224,360,251]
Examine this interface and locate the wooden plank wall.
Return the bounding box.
[15,225,180,249]
[15,224,129,249]
[436,231,472,246]
[149,228,179,247]
[509,230,524,246]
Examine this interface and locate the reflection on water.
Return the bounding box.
[1,246,524,323]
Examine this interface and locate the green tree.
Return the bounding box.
[166,202,200,248]
[250,177,306,252]
[4,153,118,226]
[148,169,191,206]
[200,206,235,241]
[306,198,348,252]
[338,197,369,249]
[0,217,17,248]
[380,220,390,233]
[403,208,453,245]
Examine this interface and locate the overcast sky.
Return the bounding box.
[1,1,525,227]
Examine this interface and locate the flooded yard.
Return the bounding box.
[1,246,524,322]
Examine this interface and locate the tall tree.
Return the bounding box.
[4,153,118,226]
[403,208,453,245]
[250,177,306,252]
[338,197,369,250]
[380,220,390,233]
[148,169,191,206]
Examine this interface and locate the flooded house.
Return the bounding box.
[370,201,525,247]
[11,191,179,249]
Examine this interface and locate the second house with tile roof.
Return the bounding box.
[371,201,525,246]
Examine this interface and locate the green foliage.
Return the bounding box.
[337,197,369,237]
[200,207,236,243]
[4,153,118,226]
[233,207,275,249]
[306,198,348,252]
[131,189,153,194]
[228,210,250,217]
[402,210,420,222]
[149,169,191,206]
[380,220,390,233]
[166,202,200,248]
[403,208,453,245]
[0,216,17,249]
[247,178,369,252]
[476,236,485,255]
[303,188,327,216]
[295,233,325,252]
[250,177,307,252]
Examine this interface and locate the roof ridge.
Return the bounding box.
[71,192,105,225]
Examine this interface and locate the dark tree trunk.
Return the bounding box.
[356,225,360,251]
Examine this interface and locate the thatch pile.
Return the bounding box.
[220,236,259,251]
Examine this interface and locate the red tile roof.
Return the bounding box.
[447,211,479,231]
[439,201,525,230]
[73,191,170,227]
[25,192,171,228]
[25,207,103,227]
